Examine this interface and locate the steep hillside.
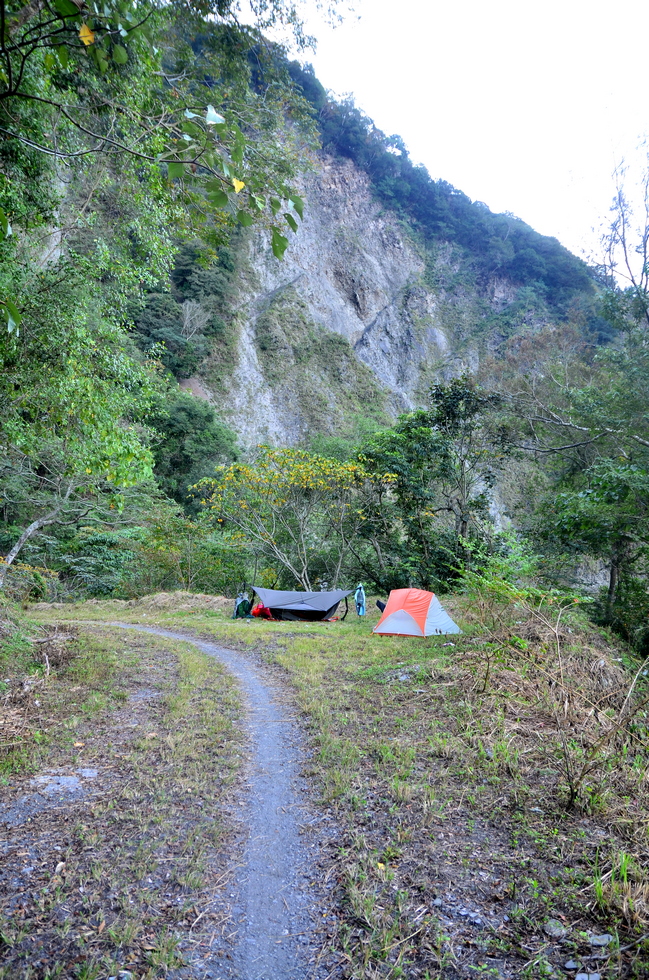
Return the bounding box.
[202,154,436,444]
[146,57,603,448]
[184,150,595,446]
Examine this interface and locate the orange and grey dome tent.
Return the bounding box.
[373,588,461,636]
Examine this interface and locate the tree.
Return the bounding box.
[360,377,509,589]
[598,158,649,331]
[0,0,314,211]
[499,175,649,619]
[149,389,238,509]
[181,299,211,340]
[0,0,324,330]
[536,459,649,613]
[0,267,157,583]
[195,447,390,590]
[0,446,161,590]
[0,0,330,594]
[43,495,249,597]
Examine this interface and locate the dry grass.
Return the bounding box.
[32,591,232,615]
[596,864,649,928]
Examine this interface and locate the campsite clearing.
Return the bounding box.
[2,594,649,978]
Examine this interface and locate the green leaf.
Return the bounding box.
[98,56,109,73]
[182,120,202,137]
[44,51,56,70]
[271,228,288,259]
[231,143,244,164]
[288,194,304,220]
[0,66,8,85]
[250,194,265,211]
[167,161,185,179]
[237,211,254,227]
[205,105,225,126]
[112,44,128,64]
[4,298,21,334]
[284,212,298,233]
[208,189,229,208]
[57,45,69,68]
[0,208,12,238]
[270,197,281,215]
[53,0,79,17]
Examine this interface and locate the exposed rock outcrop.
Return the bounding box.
[194,154,544,446]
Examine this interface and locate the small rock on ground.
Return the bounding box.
[544,917,568,938]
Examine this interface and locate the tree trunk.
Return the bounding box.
[0,511,58,588]
[605,537,632,621]
[607,559,619,613]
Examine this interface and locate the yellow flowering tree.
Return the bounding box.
[195,447,392,590]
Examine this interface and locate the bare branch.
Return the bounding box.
[180,300,210,340]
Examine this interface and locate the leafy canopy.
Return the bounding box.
[195,446,393,590]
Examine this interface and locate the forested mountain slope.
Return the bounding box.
[161,63,604,446]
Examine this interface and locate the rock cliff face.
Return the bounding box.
[195,154,542,447]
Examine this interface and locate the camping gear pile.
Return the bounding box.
[232,592,252,618]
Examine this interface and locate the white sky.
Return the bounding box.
[282,0,649,261]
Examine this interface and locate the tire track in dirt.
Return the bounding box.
[116,624,339,980]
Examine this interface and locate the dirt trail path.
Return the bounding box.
[118,624,338,980]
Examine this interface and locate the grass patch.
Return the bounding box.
[0,619,241,979]
[26,593,649,977]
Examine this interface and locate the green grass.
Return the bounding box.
[23,592,649,977]
[0,620,242,979]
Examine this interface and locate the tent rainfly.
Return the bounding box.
[373,588,461,637]
[253,587,353,622]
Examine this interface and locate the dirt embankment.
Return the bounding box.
[32,591,233,615]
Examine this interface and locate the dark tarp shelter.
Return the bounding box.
[253,587,353,622]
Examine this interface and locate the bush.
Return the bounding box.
[150,391,238,510]
[593,575,649,656]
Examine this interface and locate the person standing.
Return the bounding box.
[354,583,366,616]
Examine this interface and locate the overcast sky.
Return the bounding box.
[281,0,649,261]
